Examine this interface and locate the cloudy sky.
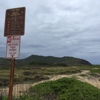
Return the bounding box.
[0,0,100,64]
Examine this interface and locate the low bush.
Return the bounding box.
[28,78,100,100]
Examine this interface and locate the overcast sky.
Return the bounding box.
[0,0,100,64]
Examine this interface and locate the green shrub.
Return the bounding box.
[17,95,43,100]
[29,78,100,100]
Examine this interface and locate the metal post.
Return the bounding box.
[8,57,15,100]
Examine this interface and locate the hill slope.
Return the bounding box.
[0,55,91,67]
[17,55,92,66]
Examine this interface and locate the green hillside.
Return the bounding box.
[17,55,92,66]
[0,58,11,68]
[0,55,91,67]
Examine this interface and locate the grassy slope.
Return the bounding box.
[16,55,92,66]
[0,55,92,69]
[0,65,100,87]
[17,78,100,100]
[0,65,100,99]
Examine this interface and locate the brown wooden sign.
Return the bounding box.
[4,7,25,37]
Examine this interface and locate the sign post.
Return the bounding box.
[8,57,15,100]
[4,7,25,100]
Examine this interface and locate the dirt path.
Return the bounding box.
[50,70,100,89]
[32,70,100,89]
[0,70,100,97]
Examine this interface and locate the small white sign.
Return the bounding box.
[6,36,20,58]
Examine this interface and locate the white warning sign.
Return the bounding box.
[6,36,20,58]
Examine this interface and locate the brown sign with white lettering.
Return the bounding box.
[4,7,25,36]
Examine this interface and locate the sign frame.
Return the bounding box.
[4,7,25,37]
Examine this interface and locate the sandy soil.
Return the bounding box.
[0,70,100,97]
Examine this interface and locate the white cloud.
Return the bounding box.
[0,0,100,64]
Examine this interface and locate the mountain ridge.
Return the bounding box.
[0,55,92,67]
[17,55,92,66]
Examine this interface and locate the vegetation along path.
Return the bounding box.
[0,70,100,97]
[32,70,100,88]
